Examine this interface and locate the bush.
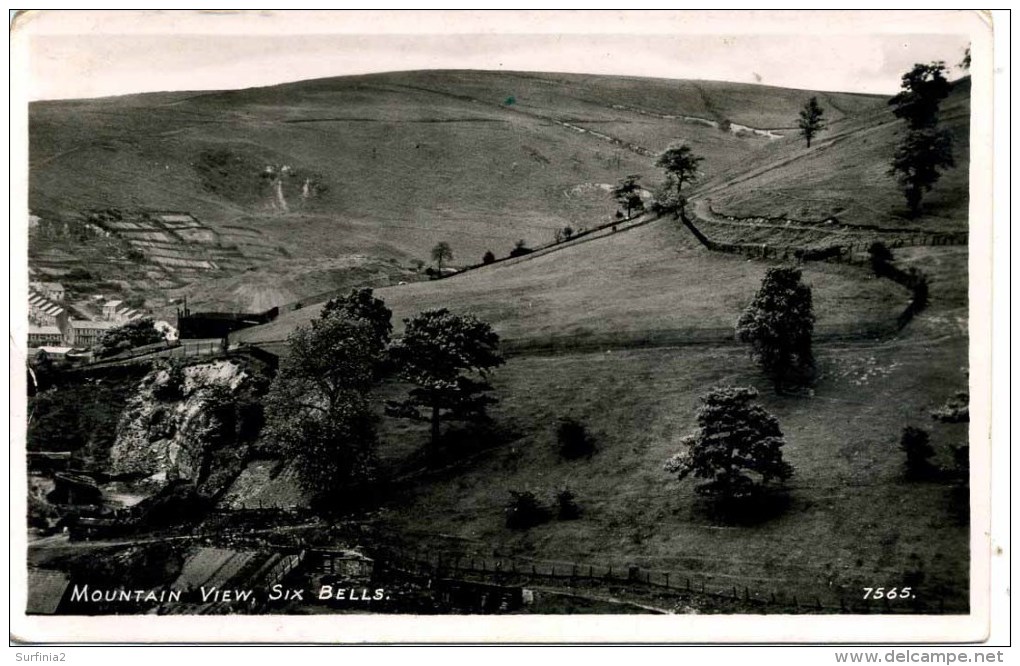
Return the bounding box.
[868,241,894,274]
[123,294,147,310]
[504,490,548,529]
[900,426,935,479]
[65,268,94,282]
[556,487,580,520]
[509,240,533,258]
[557,417,594,460]
[152,361,186,402]
[482,250,496,265]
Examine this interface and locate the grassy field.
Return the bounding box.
[235,215,906,346]
[369,331,969,610]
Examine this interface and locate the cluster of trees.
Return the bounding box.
[95,318,167,358]
[430,240,539,275]
[664,268,815,510]
[264,288,504,505]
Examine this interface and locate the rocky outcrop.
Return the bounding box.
[108,359,265,499]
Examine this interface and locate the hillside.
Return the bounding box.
[693,78,971,230]
[28,69,972,613]
[218,71,971,612]
[29,70,889,311]
[235,216,905,348]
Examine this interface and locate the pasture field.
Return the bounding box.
[235,216,906,346]
[369,331,970,611]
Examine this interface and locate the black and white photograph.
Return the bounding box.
[10,9,1003,646]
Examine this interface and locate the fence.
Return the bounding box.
[500,321,899,357]
[705,203,970,244]
[680,208,931,332]
[375,548,963,615]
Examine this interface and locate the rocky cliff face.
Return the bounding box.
[108,359,267,499]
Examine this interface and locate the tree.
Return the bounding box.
[889,127,955,216]
[888,62,955,216]
[431,241,453,273]
[889,62,952,129]
[655,143,703,200]
[736,267,815,390]
[612,175,644,218]
[900,426,935,479]
[651,175,684,216]
[319,287,392,355]
[264,308,380,501]
[960,46,971,71]
[509,239,533,258]
[665,386,792,502]
[505,490,548,529]
[556,416,594,460]
[797,97,826,148]
[482,250,496,265]
[95,317,165,357]
[386,308,504,449]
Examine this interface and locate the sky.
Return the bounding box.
[19,10,977,101]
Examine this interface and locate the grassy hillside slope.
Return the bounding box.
[29,70,886,266]
[234,216,905,347]
[693,78,971,230]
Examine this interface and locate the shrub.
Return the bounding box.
[868,241,894,274]
[152,361,186,402]
[65,268,94,282]
[123,294,147,310]
[947,443,969,483]
[509,239,533,258]
[556,417,594,460]
[556,487,580,520]
[900,426,935,479]
[482,250,496,265]
[125,248,147,263]
[504,490,548,529]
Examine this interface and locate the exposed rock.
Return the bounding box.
[108,360,261,499]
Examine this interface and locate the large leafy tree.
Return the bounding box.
[264,308,380,502]
[736,267,815,390]
[797,97,826,148]
[655,143,703,200]
[888,62,955,216]
[386,308,504,449]
[320,287,392,355]
[665,386,792,502]
[95,317,166,358]
[612,174,644,219]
